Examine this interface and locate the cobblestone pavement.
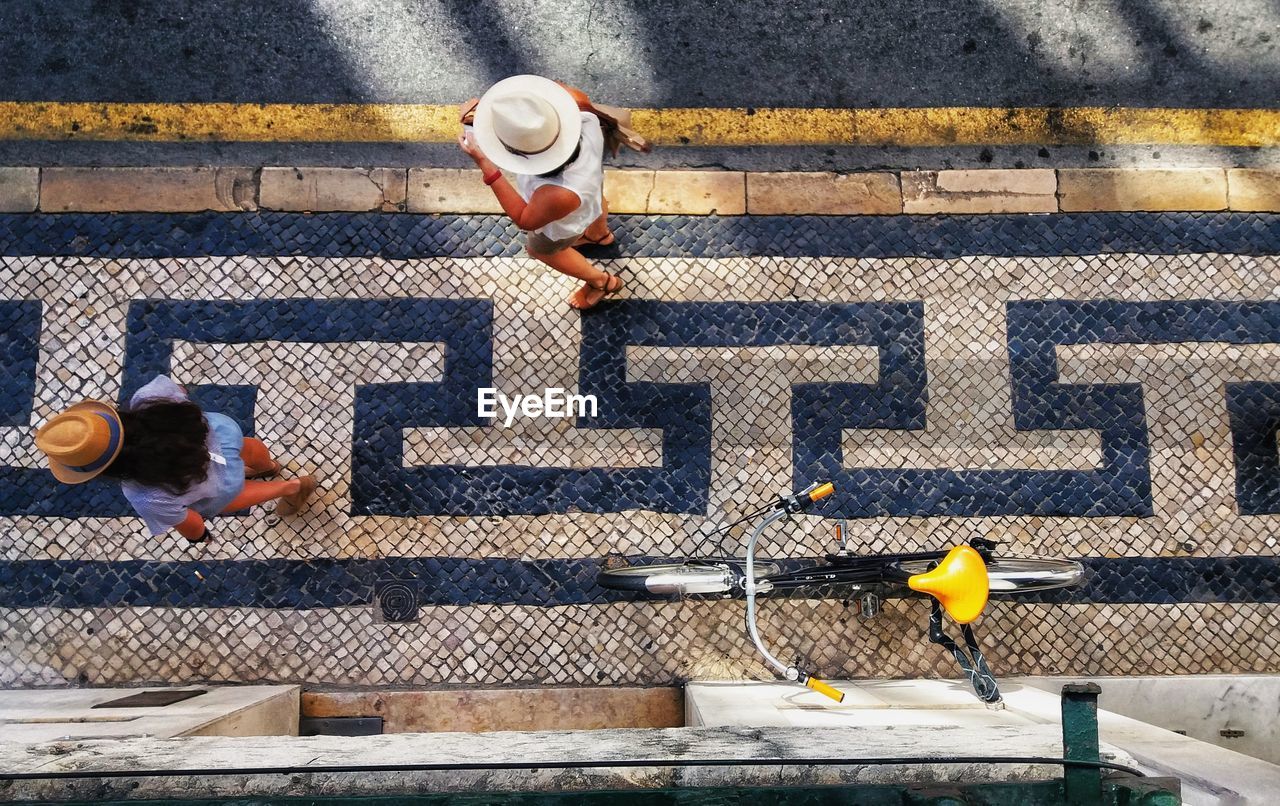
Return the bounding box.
[2,212,1279,687]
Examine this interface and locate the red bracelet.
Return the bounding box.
[483,170,502,186]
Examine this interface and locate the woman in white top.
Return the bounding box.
[459,75,623,311]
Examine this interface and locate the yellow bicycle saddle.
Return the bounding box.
[907,545,990,624]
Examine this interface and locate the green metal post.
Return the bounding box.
[1061,682,1103,805]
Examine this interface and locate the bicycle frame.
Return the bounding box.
[743,507,791,679]
[741,500,1003,705]
[758,549,942,591]
[742,505,853,701]
[600,484,1077,704]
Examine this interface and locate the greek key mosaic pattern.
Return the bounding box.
[2,212,1279,687]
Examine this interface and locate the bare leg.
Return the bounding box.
[240,437,278,477]
[176,508,207,541]
[527,244,622,309]
[576,194,612,245]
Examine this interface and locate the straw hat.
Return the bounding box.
[473,75,583,175]
[35,401,124,484]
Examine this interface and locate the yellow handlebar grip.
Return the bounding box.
[809,482,835,502]
[805,676,845,702]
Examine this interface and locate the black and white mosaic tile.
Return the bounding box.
[1,212,1279,687]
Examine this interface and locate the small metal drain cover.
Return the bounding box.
[375,579,419,623]
[93,689,208,708]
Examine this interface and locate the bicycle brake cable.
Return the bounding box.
[695,502,775,544]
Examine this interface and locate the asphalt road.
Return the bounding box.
[4,0,1277,107]
[1,0,1276,168]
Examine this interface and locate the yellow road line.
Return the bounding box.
[0,102,1275,147]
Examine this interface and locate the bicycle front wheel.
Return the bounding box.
[891,555,1084,593]
[598,559,781,595]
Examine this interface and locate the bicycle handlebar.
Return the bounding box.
[779,481,835,514]
[745,482,844,704]
[803,675,845,703]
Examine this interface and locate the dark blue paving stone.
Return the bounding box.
[0,301,39,428]
[3,212,1280,612]
[8,296,1280,520]
[2,555,1278,609]
[793,299,1280,518]
[0,300,133,516]
[1007,300,1280,517]
[1226,382,1280,514]
[0,213,1277,259]
[580,300,920,514]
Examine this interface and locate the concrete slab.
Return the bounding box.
[647,170,746,214]
[0,686,299,741]
[406,167,504,213]
[1228,168,1280,211]
[1015,674,1280,766]
[689,678,1280,803]
[603,169,655,214]
[688,680,1042,730]
[747,171,901,215]
[1001,682,1280,806]
[1,724,1086,801]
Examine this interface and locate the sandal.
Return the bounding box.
[574,230,616,247]
[246,460,282,480]
[276,475,317,516]
[569,272,623,311]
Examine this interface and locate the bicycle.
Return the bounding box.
[598,482,1085,704]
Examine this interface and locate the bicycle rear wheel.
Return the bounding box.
[598,559,782,595]
[891,555,1084,593]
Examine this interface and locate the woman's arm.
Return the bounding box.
[459,134,580,231]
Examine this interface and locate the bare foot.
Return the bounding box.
[568,274,623,311]
[276,475,317,516]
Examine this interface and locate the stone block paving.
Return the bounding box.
[1,211,1280,688]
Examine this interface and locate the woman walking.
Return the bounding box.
[459,74,629,311]
[35,375,317,543]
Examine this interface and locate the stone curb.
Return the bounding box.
[2,166,1276,215]
[39,167,257,212]
[261,167,405,212]
[0,166,38,212]
[1058,168,1228,212]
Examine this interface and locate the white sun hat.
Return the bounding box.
[473,75,584,175]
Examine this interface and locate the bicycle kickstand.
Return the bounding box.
[928,600,1003,706]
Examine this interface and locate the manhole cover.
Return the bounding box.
[375,579,419,623]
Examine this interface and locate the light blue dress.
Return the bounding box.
[120,376,246,536]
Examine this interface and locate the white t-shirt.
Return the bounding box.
[515,113,606,242]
